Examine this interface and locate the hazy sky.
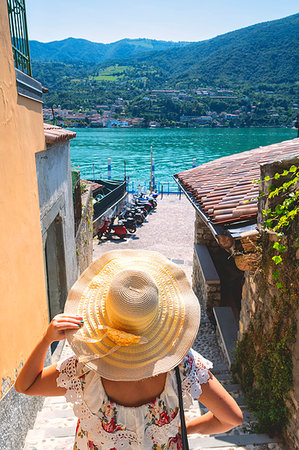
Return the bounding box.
[25,0,298,44]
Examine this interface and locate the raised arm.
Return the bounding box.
[186,370,243,435]
[15,314,83,397]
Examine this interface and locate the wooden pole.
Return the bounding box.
[150,146,153,192]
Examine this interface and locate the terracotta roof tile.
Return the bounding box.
[44,123,76,144]
[176,138,299,226]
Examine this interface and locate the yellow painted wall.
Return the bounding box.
[0,0,49,396]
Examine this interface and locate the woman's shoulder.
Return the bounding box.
[56,354,88,385]
[180,348,213,375]
[179,348,213,400]
[56,354,77,373]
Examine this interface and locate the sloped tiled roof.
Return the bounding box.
[44,123,76,144]
[176,138,299,226]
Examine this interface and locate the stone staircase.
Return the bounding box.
[23,396,76,449]
[186,364,284,450]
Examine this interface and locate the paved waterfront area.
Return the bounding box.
[23,195,283,449]
[93,194,195,282]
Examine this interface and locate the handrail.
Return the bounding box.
[93,181,126,219]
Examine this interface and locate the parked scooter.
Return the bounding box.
[132,197,153,213]
[118,218,136,233]
[97,217,127,240]
[118,212,137,233]
[135,192,158,208]
[122,206,146,224]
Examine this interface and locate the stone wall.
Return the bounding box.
[192,255,221,312]
[193,213,221,312]
[194,212,218,248]
[75,185,94,275]
[193,212,243,317]
[289,306,299,449]
[237,157,299,448]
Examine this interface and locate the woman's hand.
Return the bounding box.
[15,314,84,396]
[44,314,84,344]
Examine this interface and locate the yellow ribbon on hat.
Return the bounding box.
[73,325,148,364]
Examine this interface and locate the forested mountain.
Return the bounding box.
[29,37,191,64]
[130,13,299,85]
[31,14,299,85]
[33,14,299,127]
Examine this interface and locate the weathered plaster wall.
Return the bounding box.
[35,141,78,295]
[0,0,48,396]
[0,1,50,447]
[76,185,94,274]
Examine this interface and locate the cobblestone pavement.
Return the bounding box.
[23,195,284,449]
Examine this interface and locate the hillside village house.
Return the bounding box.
[0,1,80,448]
[175,138,299,448]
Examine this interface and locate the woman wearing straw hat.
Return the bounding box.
[16,250,243,449]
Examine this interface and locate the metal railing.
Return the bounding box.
[93,180,127,219]
[7,0,32,76]
[127,180,181,196]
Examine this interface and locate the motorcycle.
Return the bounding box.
[117,213,137,233]
[97,217,127,240]
[122,206,146,224]
[134,193,158,208]
[132,197,153,213]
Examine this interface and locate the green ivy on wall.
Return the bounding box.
[232,161,299,435]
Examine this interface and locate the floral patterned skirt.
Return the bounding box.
[74,419,183,449]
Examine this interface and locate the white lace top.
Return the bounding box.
[56,348,212,450]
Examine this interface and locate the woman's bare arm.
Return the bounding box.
[186,371,243,435]
[15,314,83,396]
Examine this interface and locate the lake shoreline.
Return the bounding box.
[70,127,297,183]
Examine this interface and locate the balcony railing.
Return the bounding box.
[7,0,32,76]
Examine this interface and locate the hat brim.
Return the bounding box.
[65,249,200,381]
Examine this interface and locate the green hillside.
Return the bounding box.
[33,14,299,127]
[29,37,191,64]
[132,13,299,85]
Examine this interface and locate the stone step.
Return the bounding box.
[212,364,231,374]
[30,417,77,431]
[222,384,242,393]
[36,408,75,420]
[188,433,282,449]
[23,436,75,450]
[215,373,235,382]
[43,396,68,405]
[213,306,238,369]
[26,425,75,440]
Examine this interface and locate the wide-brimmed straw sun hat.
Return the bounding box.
[65,249,200,381]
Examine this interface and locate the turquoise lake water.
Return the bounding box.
[70,128,296,184]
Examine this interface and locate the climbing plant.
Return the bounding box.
[232,161,299,435]
[258,163,299,288]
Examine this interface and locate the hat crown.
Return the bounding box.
[106,269,159,333]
